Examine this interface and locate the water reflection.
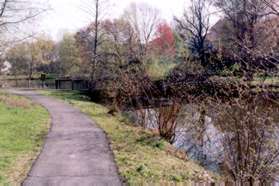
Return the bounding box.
[126,97,279,183]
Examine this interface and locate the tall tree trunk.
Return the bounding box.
[91,0,99,83]
[28,61,33,88]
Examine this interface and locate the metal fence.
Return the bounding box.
[55,79,89,90]
[0,78,89,91]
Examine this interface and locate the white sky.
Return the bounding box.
[39,0,189,40]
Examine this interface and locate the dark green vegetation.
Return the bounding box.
[40,90,219,184]
[0,92,49,185]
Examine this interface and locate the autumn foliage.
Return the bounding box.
[150,23,176,56]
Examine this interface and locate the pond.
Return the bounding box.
[125,97,279,182]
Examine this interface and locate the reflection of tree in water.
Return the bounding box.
[177,97,279,182]
[129,96,279,182]
[174,104,224,170]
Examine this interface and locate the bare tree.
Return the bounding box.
[80,0,109,82]
[0,0,47,33]
[213,95,279,184]
[155,99,182,144]
[101,19,136,65]
[262,0,279,15]
[123,2,160,59]
[0,0,49,62]
[97,18,138,111]
[211,0,279,79]
[175,0,211,67]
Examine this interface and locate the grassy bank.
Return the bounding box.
[40,90,218,184]
[0,92,50,185]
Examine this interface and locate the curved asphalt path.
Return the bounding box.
[9,90,122,186]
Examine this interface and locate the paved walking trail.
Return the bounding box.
[9,90,122,186]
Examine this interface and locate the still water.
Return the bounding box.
[126,98,279,183]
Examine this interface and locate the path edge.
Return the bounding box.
[4,90,54,185]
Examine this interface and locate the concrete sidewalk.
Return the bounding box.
[10,90,122,186]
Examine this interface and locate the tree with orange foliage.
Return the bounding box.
[150,23,176,57]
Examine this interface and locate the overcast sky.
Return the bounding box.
[39,0,188,40]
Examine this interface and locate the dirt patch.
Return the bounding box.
[5,152,37,185]
[0,94,32,109]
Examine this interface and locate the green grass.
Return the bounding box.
[40,90,218,184]
[0,92,50,185]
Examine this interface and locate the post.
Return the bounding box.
[72,80,74,90]
[40,73,46,89]
[55,80,59,89]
